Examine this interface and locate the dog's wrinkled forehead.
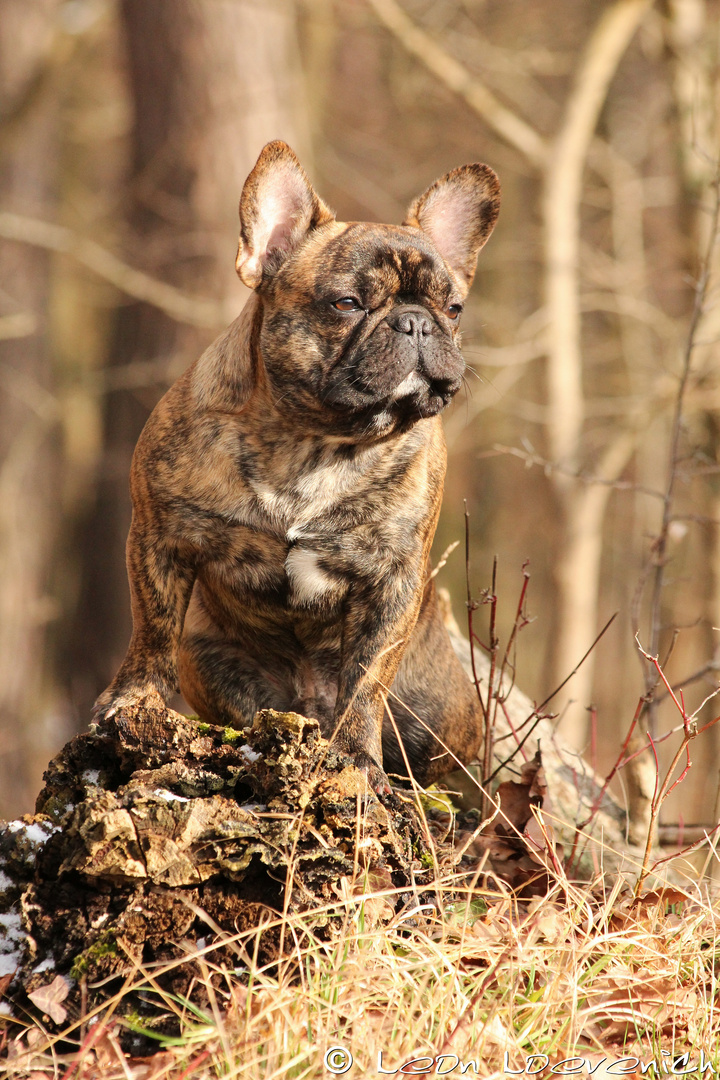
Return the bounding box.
[289,222,457,306]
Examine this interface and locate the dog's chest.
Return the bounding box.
[214,447,388,611]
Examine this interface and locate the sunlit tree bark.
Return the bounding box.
[0,0,69,815]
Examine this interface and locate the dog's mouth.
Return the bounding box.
[321,370,461,438]
[321,366,462,433]
[390,369,462,418]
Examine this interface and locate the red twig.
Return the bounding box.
[633,633,720,895]
[178,1051,212,1079]
[582,695,644,827]
[665,743,692,798]
[567,692,646,871]
[60,1024,108,1080]
[464,503,486,726]
[650,820,720,871]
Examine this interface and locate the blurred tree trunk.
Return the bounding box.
[68,0,311,724]
[0,0,67,816]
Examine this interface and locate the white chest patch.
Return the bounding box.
[285,546,336,607]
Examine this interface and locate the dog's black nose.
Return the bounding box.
[388,308,432,337]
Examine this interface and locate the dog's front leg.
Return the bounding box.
[93,508,197,720]
[332,573,425,793]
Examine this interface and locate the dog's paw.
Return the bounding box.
[91,685,167,724]
[351,751,393,797]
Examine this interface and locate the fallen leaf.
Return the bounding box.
[28,974,70,1025]
[633,887,690,911]
[470,750,562,895]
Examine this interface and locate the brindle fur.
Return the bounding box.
[95,141,501,793]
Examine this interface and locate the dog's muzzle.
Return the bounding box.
[387,306,463,417]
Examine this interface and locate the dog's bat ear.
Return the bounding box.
[404,163,500,295]
[236,141,335,289]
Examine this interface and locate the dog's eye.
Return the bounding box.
[446,303,463,320]
[332,297,362,312]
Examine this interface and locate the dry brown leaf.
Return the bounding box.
[27,974,70,1024]
[532,905,567,944]
[471,751,563,895]
[93,1025,164,1079]
[581,969,699,1042]
[633,887,690,910]
[126,1049,178,1078]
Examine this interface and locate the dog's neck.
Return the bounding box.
[190,294,263,413]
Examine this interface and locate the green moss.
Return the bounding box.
[221,727,243,744]
[70,954,88,980]
[70,930,118,980]
[418,786,455,813]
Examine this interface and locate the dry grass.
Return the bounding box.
[2,829,720,1080]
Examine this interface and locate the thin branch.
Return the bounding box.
[364,0,548,168]
[0,211,226,330]
[633,636,720,895]
[486,444,664,500]
[640,165,720,726]
[651,821,720,868]
[480,555,499,821]
[486,612,618,783]
[576,693,646,833]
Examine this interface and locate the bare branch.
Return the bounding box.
[364,0,548,168]
[544,0,655,474]
[639,165,720,726]
[0,211,227,330]
[0,312,37,341]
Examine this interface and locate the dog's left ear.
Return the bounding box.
[236,141,335,289]
[404,163,500,295]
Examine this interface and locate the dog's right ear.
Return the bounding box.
[236,141,335,289]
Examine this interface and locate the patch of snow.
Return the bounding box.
[0,954,20,977]
[0,1002,14,1015]
[82,769,101,786]
[23,823,59,846]
[3,821,58,846]
[240,744,260,764]
[0,871,14,890]
[33,957,55,974]
[0,913,23,940]
[153,789,190,803]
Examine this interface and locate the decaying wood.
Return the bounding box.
[0,706,438,1043]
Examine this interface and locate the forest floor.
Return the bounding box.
[1,707,719,1079]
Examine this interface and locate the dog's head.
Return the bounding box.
[236,141,500,439]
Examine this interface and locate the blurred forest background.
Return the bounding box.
[1,0,720,843]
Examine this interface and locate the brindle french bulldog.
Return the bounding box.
[94,141,500,793]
